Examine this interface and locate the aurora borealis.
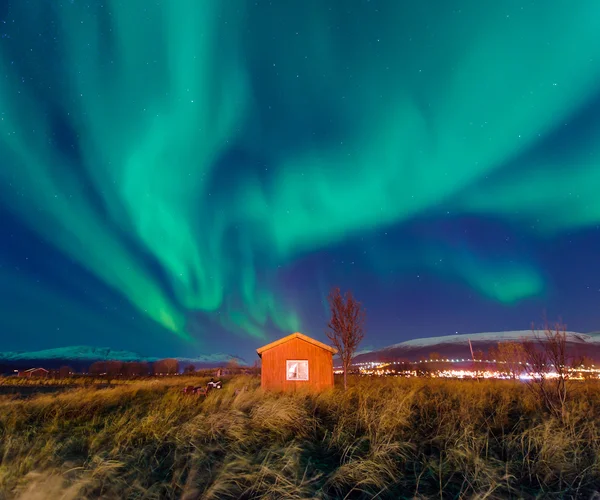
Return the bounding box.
[1,0,600,359]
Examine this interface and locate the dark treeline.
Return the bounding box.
[1,358,259,381]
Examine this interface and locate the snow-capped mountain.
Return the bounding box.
[353,330,600,364]
[0,346,147,362]
[386,330,600,349]
[0,345,245,370]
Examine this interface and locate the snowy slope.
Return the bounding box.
[353,330,600,364]
[385,330,600,350]
[0,346,245,365]
[0,346,145,362]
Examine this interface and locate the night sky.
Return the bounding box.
[1,0,600,362]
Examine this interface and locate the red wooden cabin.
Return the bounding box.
[256,332,337,392]
[17,367,49,378]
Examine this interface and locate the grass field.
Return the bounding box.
[0,375,599,499]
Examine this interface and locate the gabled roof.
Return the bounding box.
[256,332,338,357]
[22,367,49,373]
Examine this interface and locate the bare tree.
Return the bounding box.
[105,361,124,384]
[89,361,106,378]
[89,360,123,384]
[138,362,150,377]
[165,358,179,375]
[326,287,366,390]
[472,349,485,362]
[123,361,149,378]
[471,349,486,379]
[226,358,240,372]
[573,355,595,380]
[488,342,527,379]
[250,359,261,375]
[152,358,179,375]
[122,362,135,378]
[523,320,573,418]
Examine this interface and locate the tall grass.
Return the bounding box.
[0,376,135,387]
[1,376,599,499]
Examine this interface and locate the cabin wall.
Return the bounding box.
[261,337,334,391]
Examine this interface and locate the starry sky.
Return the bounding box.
[1,0,600,362]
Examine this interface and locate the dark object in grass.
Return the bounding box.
[207,379,222,390]
[182,379,222,397]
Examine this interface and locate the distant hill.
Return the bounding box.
[352,330,600,364]
[0,346,246,373]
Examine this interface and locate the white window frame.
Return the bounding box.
[286,360,309,381]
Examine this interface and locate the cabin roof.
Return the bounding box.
[22,367,49,373]
[256,332,338,357]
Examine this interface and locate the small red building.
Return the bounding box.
[18,367,49,378]
[256,332,337,392]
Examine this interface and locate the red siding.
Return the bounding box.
[260,337,334,392]
[18,368,49,378]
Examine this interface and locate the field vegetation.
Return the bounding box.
[1,375,600,499]
[0,376,129,388]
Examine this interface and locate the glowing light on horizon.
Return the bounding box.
[338,359,600,380]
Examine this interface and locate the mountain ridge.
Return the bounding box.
[386,330,600,349]
[353,330,600,364]
[0,345,246,367]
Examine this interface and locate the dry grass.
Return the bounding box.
[0,376,136,387]
[0,376,599,499]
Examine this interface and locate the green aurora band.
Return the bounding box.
[1,0,600,342]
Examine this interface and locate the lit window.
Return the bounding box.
[286,360,309,381]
